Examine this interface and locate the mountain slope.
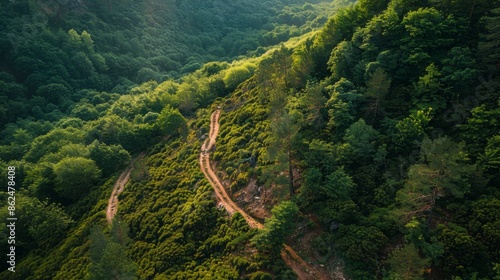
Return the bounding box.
[1,0,500,279]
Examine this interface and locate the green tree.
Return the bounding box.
[81,30,94,53]
[22,198,73,249]
[292,37,314,87]
[478,8,500,72]
[72,52,95,78]
[343,118,383,164]
[412,64,445,111]
[155,105,187,137]
[67,29,82,49]
[223,65,252,91]
[387,243,430,280]
[396,137,476,222]
[24,127,85,163]
[460,104,500,157]
[440,47,479,97]
[334,224,388,274]
[468,198,500,260]
[264,91,300,196]
[299,139,341,205]
[436,224,489,278]
[88,220,138,280]
[479,135,500,170]
[251,201,299,254]
[42,143,90,164]
[314,4,369,77]
[175,79,199,114]
[400,8,454,68]
[255,45,293,93]
[71,104,99,121]
[53,157,101,201]
[394,108,432,151]
[325,78,363,137]
[328,40,356,82]
[365,67,391,118]
[36,83,72,105]
[321,167,355,200]
[89,141,131,177]
[0,195,73,258]
[301,82,327,131]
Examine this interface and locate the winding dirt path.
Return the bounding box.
[106,154,144,223]
[200,110,333,279]
[200,110,263,229]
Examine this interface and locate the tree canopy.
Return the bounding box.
[1,0,499,279]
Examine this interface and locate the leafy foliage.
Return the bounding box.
[1,0,499,279]
[53,157,101,201]
[251,201,299,254]
[387,243,430,280]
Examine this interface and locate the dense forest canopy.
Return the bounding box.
[1,0,500,279]
[0,0,352,132]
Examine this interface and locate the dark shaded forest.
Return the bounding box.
[1,0,500,279]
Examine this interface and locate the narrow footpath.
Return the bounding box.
[106,154,143,223]
[199,110,334,280]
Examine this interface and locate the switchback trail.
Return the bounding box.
[106,154,144,223]
[200,110,333,280]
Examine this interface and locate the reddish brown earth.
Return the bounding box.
[200,110,263,229]
[106,154,144,223]
[234,178,272,220]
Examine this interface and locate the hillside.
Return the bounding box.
[0,0,352,131]
[1,0,500,279]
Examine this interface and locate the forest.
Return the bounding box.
[1,0,500,279]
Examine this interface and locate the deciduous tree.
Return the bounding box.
[53,157,101,201]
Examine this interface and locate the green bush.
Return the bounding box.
[223,66,252,91]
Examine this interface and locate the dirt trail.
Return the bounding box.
[200,110,263,229]
[200,110,334,279]
[106,154,143,223]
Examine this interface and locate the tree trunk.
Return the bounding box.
[288,148,294,196]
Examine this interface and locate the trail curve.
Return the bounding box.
[200,110,333,279]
